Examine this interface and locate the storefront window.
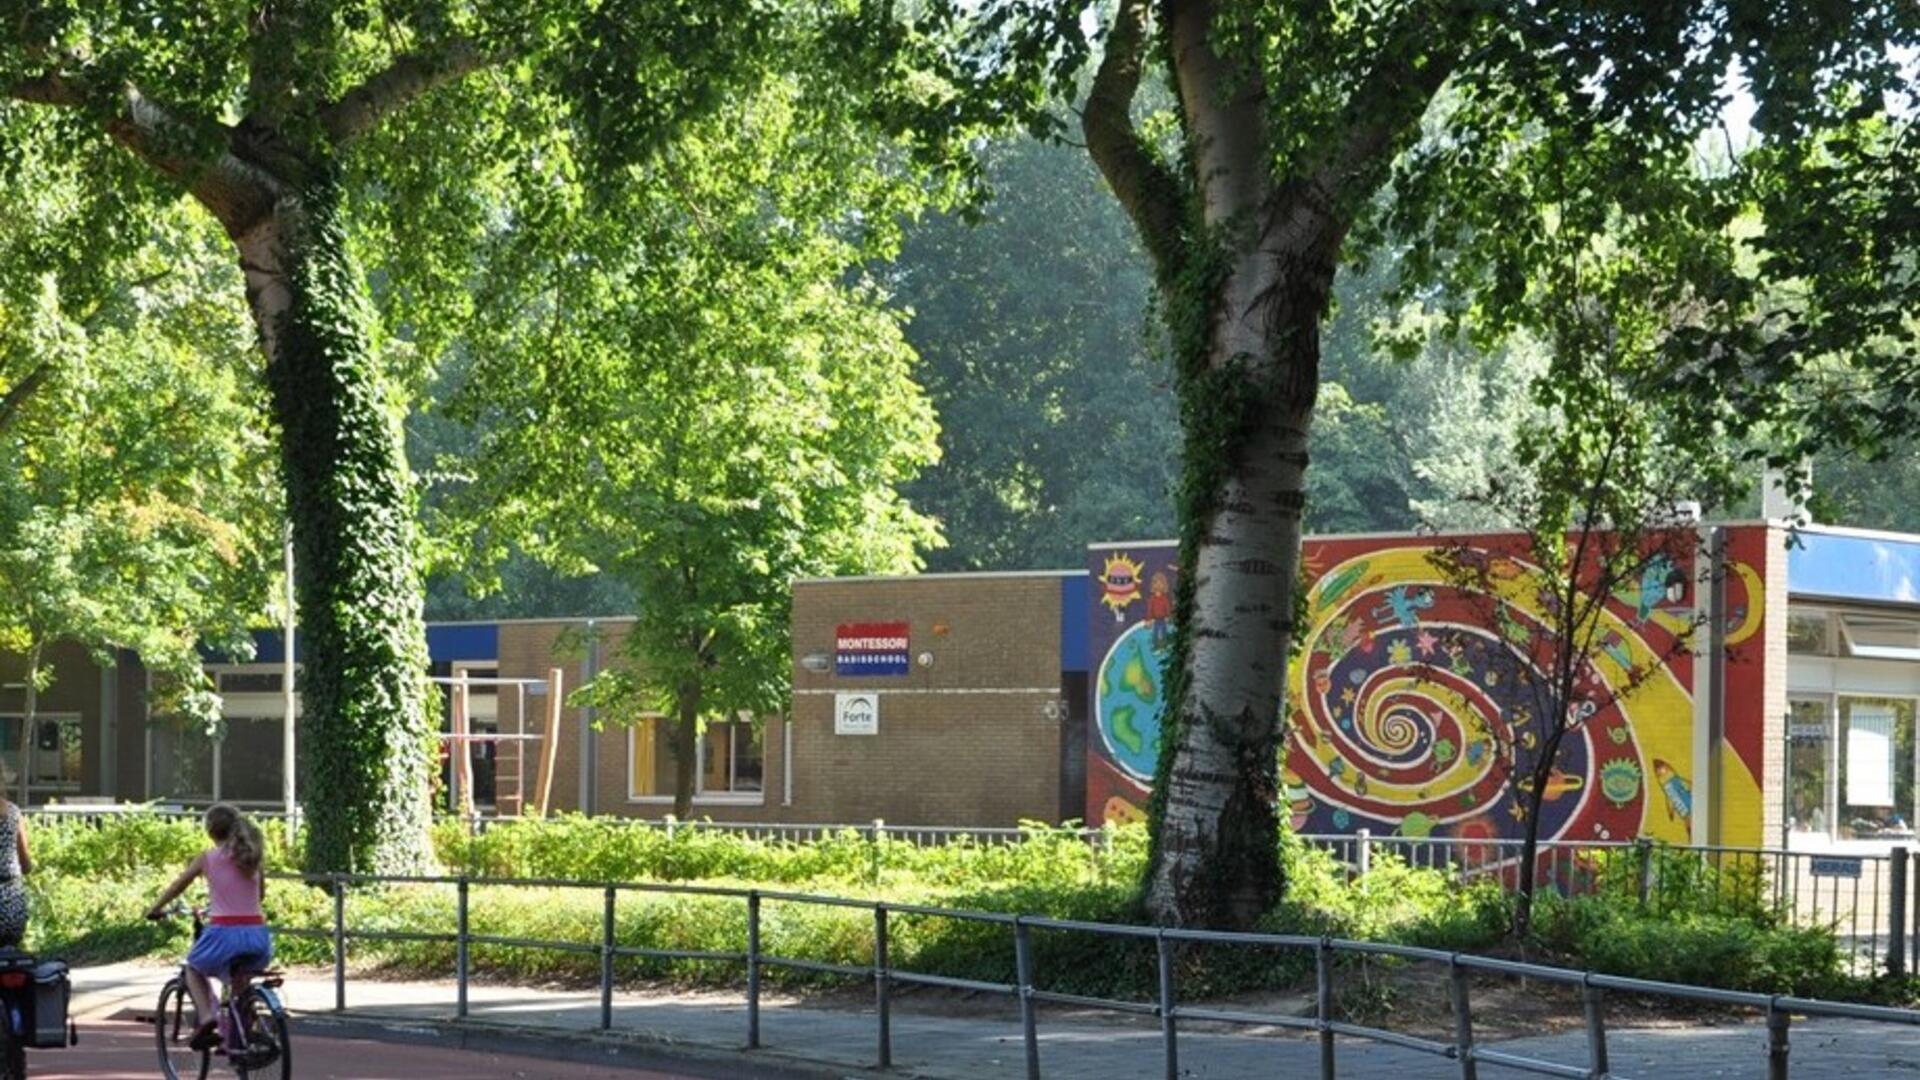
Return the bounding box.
[1788,697,1832,834]
[1838,696,1917,840]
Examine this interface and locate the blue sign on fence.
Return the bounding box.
[1810,856,1864,879]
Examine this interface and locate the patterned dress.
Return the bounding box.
[0,803,26,947]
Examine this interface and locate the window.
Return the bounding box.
[1838,696,1917,840]
[149,714,215,801]
[219,671,283,694]
[219,717,285,803]
[30,716,82,790]
[1840,614,1920,661]
[0,714,82,794]
[628,716,675,799]
[1787,611,1835,655]
[1787,697,1832,834]
[700,720,764,795]
[629,717,764,802]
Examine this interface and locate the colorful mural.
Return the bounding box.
[1086,529,1770,848]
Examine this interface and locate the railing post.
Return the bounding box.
[1635,838,1653,908]
[1315,936,1335,1080]
[600,886,616,1030]
[1014,917,1040,1080]
[1766,999,1790,1080]
[871,818,885,885]
[1448,956,1476,1080]
[1891,846,1909,978]
[746,890,762,1049]
[875,904,892,1069]
[331,876,347,1012]
[456,877,470,1019]
[665,813,677,840]
[1582,976,1609,1078]
[1356,828,1372,878]
[1156,932,1177,1080]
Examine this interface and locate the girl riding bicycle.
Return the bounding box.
[145,804,271,1051]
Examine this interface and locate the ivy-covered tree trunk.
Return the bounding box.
[243,176,435,874]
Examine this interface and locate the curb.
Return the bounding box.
[288,1010,898,1079]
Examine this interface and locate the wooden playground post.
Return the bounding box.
[451,670,476,820]
[533,667,565,816]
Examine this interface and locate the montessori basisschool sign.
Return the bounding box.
[835,622,910,676]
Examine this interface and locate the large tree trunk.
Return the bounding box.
[1144,245,1327,927]
[242,174,435,874]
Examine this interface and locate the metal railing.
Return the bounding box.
[1303,832,1918,978]
[270,870,1920,1079]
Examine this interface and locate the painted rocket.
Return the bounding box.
[1652,759,1692,827]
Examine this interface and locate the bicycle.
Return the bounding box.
[152,905,290,1080]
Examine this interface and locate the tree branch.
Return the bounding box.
[1303,14,1462,225]
[1081,0,1187,283]
[8,72,281,231]
[0,362,54,433]
[320,39,494,145]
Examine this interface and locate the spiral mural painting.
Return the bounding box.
[1085,530,1770,848]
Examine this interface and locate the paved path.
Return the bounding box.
[69,963,1920,1078]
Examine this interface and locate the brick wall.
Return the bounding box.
[785,573,1071,827]
[1761,524,1790,847]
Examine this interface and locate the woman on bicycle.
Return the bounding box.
[0,775,33,948]
[144,804,271,1050]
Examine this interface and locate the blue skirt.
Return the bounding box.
[188,925,273,979]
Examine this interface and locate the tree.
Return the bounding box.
[0,154,277,770]
[444,77,939,818]
[1427,225,1739,937]
[881,0,1913,926]
[891,135,1179,570]
[0,0,849,871]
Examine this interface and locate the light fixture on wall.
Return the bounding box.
[799,651,832,673]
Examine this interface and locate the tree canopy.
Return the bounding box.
[440,73,939,816]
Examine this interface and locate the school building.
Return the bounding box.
[8,521,1920,855]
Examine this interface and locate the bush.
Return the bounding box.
[19,812,1866,1006]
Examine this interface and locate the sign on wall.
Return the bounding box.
[834,692,879,736]
[835,622,910,676]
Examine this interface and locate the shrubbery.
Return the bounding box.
[22,812,1873,1004]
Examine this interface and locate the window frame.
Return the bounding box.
[627,714,766,807]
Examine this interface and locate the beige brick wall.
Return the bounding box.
[785,573,1071,827]
[1761,525,1790,848]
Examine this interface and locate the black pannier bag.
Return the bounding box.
[0,956,70,1049]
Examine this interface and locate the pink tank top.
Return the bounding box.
[205,846,263,920]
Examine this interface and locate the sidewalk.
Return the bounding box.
[71,962,1920,1078]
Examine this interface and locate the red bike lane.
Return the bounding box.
[31,1019,702,1079]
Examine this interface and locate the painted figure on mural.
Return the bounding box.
[1146,571,1174,651]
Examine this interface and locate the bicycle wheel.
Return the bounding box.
[230,987,290,1080]
[154,979,209,1080]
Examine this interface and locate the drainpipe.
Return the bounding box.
[1704,526,1727,847]
[579,620,599,814]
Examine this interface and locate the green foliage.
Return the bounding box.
[0,117,276,722]
[440,73,941,813]
[21,813,1865,1004]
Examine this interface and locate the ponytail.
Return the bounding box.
[205,803,264,874]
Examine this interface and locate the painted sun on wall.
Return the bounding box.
[1086,531,1768,848]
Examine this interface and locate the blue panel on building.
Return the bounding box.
[1789,529,1920,605]
[204,623,501,665]
[426,624,500,663]
[1060,574,1090,673]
